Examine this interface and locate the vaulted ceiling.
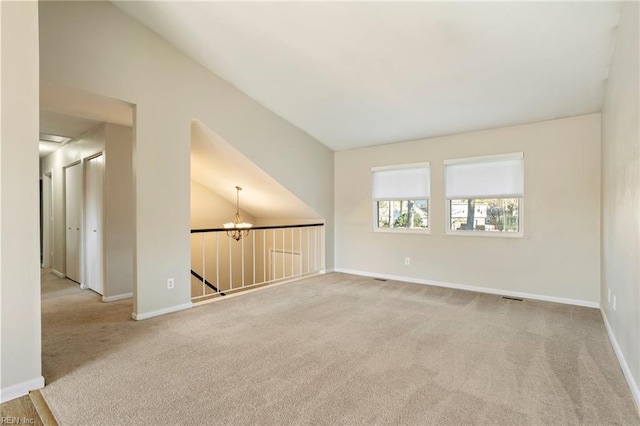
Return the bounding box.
[113,1,621,151]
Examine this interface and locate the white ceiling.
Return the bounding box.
[113,1,621,151]
[40,110,101,139]
[39,111,101,158]
[39,81,134,157]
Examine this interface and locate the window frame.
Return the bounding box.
[371,162,431,234]
[444,153,525,238]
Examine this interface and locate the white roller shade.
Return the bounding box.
[372,164,430,200]
[445,154,523,198]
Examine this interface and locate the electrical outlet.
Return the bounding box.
[613,295,616,311]
[404,257,410,266]
[167,278,175,289]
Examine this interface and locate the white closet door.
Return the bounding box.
[85,155,104,295]
[65,163,82,283]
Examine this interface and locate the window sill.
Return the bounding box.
[445,230,526,239]
[373,228,432,235]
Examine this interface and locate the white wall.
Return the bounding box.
[335,114,601,305]
[0,1,44,402]
[601,0,640,409]
[40,123,134,301]
[38,1,334,319]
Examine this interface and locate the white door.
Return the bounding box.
[65,163,82,283]
[85,155,104,295]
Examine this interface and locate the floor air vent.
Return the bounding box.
[501,296,524,302]
[373,278,388,282]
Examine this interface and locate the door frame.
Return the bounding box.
[83,152,106,296]
[41,172,53,268]
[63,160,83,285]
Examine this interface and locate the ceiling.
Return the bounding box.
[113,1,621,151]
[40,110,101,138]
[39,81,134,157]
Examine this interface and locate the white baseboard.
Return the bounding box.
[131,302,192,321]
[334,268,600,308]
[601,310,640,414]
[51,269,65,279]
[102,292,133,303]
[0,376,44,403]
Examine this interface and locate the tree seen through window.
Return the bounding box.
[377,200,428,229]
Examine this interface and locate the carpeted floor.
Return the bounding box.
[40,272,639,425]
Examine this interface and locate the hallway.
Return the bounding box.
[0,270,108,425]
[41,269,82,300]
[40,269,134,385]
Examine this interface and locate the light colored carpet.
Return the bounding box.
[41,269,84,300]
[40,272,639,425]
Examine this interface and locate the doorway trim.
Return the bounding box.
[63,160,83,286]
[83,152,106,296]
[42,172,53,269]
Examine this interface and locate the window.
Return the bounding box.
[372,163,430,232]
[445,153,523,235]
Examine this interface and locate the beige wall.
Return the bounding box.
[601,0,640,407]
[190,180,255,231]
[0,1,44,401]
[39,1,334,319]
[253,218,324,227]
[40,123,134,300]
[335,114,601,305]
[104,124,134,299]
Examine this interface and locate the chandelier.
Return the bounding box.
[223,186,252,241]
